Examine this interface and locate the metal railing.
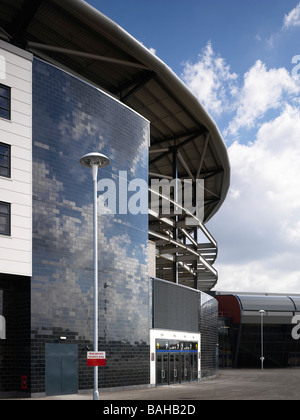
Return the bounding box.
[149,188,218,291]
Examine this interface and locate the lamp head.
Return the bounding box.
[79,152,110,169]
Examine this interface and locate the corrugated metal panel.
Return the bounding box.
[153,279,199,332]
[237,294,295,312]
[290,296,300,311]
[241,311,294,325]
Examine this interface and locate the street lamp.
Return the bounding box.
[259,310,266,371]
[79,152,110,400]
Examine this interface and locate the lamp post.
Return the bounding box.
[259,310,266,371]
[79,152,110,400]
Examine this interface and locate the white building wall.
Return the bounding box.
[0,41,33,277]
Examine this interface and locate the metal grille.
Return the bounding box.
[153,278,199,332]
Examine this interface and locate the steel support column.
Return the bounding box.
[193,227,198,290]
[173,148,179,284]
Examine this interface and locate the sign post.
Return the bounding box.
[87,351,106,367]
[79,152,110,400]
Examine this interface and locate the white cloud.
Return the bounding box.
[283,2,300,29]
[182,42,300,293]
[215,263,300,293]
[181,41,238,116]
[259,3,300,51]
[210,105,300,293]
[182,43,300,140]
[226,60,300,135]
[149,47,156,55]
[265,34,275,49]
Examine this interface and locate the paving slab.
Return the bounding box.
[6,369,300,401]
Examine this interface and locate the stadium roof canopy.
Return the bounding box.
[0,0,231,290]
[216,292,300,324]
[0,0,230,224]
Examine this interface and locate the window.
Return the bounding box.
[0,84,11,120]
[0,143,10,178]
[0,202,10,236]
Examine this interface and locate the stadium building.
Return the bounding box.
[0,0,230,397]
[216,292,300,369]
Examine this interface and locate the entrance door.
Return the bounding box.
[156,353,168,385]
[181,353,190,382]
[169,353,179,384]
[46,344,78,396]
[155,340,199,386]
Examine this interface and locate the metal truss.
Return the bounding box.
[148,188,218,292]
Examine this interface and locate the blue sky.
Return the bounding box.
[88,1,300,293]
[91,0,298,74]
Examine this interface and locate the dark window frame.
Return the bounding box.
[0,201,11,236]
[0,142,11,178]
[0,84,11,120]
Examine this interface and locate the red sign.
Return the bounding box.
[87,351,106,367]
[21,375,27,390]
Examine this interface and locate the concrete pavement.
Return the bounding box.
[10,369,300,400]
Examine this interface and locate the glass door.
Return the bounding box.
[180,353,188,382]
[175,353,180,383]
[155,340,198,385]
[156,353,169,385]
[169,353,180,384]
[181,353,193,382]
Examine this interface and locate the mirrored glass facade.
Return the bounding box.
[31,58,150,394]
[0,0,231,398]
[0,55,220,398]
[200,294,219,377]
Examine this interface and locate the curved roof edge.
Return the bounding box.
[0,0,230,220]
[52,0,230,219]
[216,292,300,312]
